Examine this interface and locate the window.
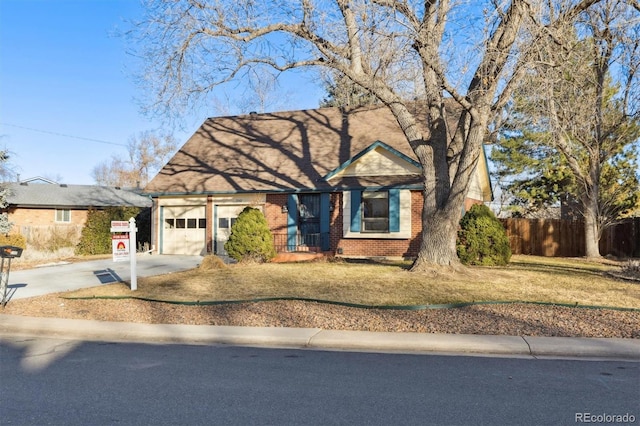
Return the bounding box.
[362,191,389,232]
[166,217,206,229]
[347,190,402,237]
[218,217,236,229]
[55,209,71,223]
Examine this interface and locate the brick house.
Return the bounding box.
[144,104,493,259]
[4,177,152,238]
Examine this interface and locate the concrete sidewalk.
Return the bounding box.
[1,314,638,360]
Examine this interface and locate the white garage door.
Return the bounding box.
[162,206,206,255]
[215,205,253,256]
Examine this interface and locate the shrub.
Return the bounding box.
[457,204,511,266]
[224,207,276,263]
[0,233,27,249]
[75,207,141,255]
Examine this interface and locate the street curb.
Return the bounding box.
[523,336,640,359]
[0,315,321,348]
[307,329,531,355]
[1,314,639,360]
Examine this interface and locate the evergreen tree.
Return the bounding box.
[224,207,275,262]
[457,204,511,266]
[491,132,572,217]
[492,115,639,221]
[320,72,380,108]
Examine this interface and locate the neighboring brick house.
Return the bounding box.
[144,104,493,259]
[4,177,152,236]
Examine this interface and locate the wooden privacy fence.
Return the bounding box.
[499,218,640,258]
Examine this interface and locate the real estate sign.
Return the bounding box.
[112,234,130,262]
[110,221,130,233]
[110,218,138,291]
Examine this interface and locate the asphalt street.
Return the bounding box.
[4,254,202,301]
[1,335,638,426]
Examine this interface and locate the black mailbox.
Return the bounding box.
[0,246,23,259]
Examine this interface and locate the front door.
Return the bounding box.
[298,194,321,249]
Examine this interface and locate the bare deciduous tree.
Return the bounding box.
[92,131,177,188]
[130,0,604,270]
[496,0,639,258]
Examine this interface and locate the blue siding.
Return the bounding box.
[389,189,400,232]
[287,194,298,250]
[350,191,361,232]
[320,193,330,251]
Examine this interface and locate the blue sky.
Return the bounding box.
[0,0,324,185]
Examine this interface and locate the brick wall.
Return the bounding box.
[464,197,484,212]
[330,191,422,258]
[266,191,424,259]
[264,193,289,235]
[8,207,89,229]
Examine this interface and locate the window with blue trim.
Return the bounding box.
[350,189,400,234]
[362,191,389,232]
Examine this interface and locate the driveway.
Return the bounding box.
[4,255,203,301]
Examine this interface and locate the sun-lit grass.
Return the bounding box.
[64,255,640,309]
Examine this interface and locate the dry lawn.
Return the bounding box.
[63,255,640,310]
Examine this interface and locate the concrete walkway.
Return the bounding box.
[1,314,638,360]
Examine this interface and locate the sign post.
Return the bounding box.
[0,245,23,307]
[110,219,137,291]
[129,217,137,291]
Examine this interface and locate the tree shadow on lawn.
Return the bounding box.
[341,257,413,270]
[507,260,611,279]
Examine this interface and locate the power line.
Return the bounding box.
[0,122,128,147]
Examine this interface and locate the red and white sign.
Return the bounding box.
[112,234,130,262]
[110,217,138,291]
[110,221,130,233]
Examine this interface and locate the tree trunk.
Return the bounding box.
[583,195,601,258]
[409,110,487,272]
[411,206,462,271]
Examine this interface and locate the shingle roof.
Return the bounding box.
[5,183,152,208]
[144,104,431,195]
